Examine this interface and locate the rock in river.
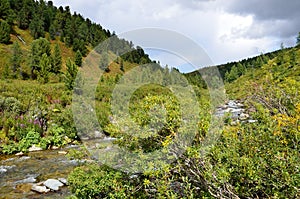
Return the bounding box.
[28,145,43,152]
[58,178,68,185]
[43,179,64,191]
[31,184,50,193]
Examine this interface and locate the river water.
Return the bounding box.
[0,147,80,199]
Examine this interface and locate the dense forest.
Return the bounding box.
[0,0,300,198]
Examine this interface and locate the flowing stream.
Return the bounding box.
[0,146,80,199]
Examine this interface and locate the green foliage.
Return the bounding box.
[0,20,11,44]
[73,38,87,56]
[64,58,78,90]
[38,53,50,83]
[30,38,51,78]
[0,96,23,114]
[0,80,78,154]
[74,50,82,67]
[29,14,45,39]
[0,0,10,19]
[68,164,142,199]
[225,65,238,82]
[10,42,22,77]
[52,43,62,74]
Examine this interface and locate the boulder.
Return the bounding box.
[15,176,37,184]
[28,145,43,152]
[15,152,24,156]
[58,178,68,185]
[31,184,50,193]
[51,146,59,150]
[43,179,64,191]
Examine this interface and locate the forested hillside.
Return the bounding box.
[0,0,151,78]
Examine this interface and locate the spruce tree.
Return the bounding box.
[10,42,22,77]
[30,38,51,78]
[49,24,56,40]
[38,53,50,83]
[64,58,78,90]
[29,14,45,39]
[0,0,10,19]
[237,62,245,76]
[0,20,11,44]
[52,44,62,73]
[75,50,83,67]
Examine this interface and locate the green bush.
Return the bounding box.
[68,164,142,199]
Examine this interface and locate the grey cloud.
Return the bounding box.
[227,0,300,39]
[227,0,300,20]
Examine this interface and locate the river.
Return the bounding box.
[0,146,80,199]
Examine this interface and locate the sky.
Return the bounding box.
[52,0,300,73]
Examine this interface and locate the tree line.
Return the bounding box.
[0,0,151,63]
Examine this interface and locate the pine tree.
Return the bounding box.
[38,53,50,83]
[0,20,11,44]
[29,14,45,39]
[64,58,78,90]
[75,50,83,67]
[10,42,22,77]
[225,65,238,83]
[237,62,245,76]
[73,38,87,56]
[78,22,88,41]
[49,24,56,40]
[30,38,51,78]
[52,44,62,73]
[0,0,10,19]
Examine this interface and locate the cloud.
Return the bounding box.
[226,0,300,39]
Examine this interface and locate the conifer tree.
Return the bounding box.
[10,42,22,77]
[52,44,62,73]
[64,58,78,90]
[38,53,50,83]
[0,0,10,19]
[30,38,51,78]
[29,14,45,39]
[0,20,11,44]
[75,50,83,67]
